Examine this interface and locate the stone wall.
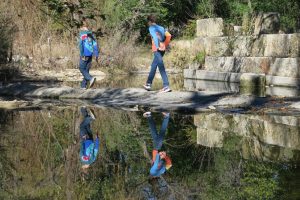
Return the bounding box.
[194,113,300,162]
[180,15,300,89]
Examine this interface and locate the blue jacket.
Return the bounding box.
[80,138,100,165]
[150,154,166,177]
[79,31,99,57]
[149,24,166,49]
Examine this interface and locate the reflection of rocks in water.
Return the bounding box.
[194,113,300,162]
[141,178,174,200]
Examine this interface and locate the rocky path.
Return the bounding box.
[1,83,300,114]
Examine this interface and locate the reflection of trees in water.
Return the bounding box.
[0,109,298,199]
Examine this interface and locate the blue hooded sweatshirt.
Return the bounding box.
[79,31,99,57]
[80,138,100,165]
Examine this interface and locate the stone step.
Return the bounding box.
[174,34,300,57]
[204,56,300,78]
[184,79,239,93]
[194,113,300,150]
[184,69,300,87]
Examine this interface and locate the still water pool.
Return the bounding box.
[0,106,299,200]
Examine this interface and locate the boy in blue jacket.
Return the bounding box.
[79,107,100,170]
[79,27,99,89]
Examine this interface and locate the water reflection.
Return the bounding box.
[0,108,299,199]
[142,112,173,199]
[79,107,99,171]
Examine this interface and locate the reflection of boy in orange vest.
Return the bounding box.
[143,15,172,93]
[143,112,172,177]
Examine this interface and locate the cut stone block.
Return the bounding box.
[195,70,241,83]
[235,57,272,73]
[204,56,272,74]
[252,34,300,57]
[266,75,300,87]
[203,37,230,56]
[266,86,300,97]
[269,58,300,78]
[240,73,266,96]
[240,73,265,86]
[197,127,224,147]
[254,12,280,35]
[233,36,253,57]
[204,56,235,72]
[184,79,239,93]
[183,69,196,79]
[196,18,224,37]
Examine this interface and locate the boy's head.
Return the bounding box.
[147,14,157,26]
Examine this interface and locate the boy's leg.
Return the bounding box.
[157,114,170,145]
[147,116,160,150]
[156,51,169,88]
[80,116,93,138]
[146,52,159,86]
[79,58,93,88]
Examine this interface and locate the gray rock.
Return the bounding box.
[266,75,300,87]
[234,57,272,73]
[196,18,224,37]
[233,36,253,57]
[266,86,300,97]
[204,56,235,72]
[197,127,224,147]
[183,69,197,79]
[233,26,243,36]
[203,37,230,56]
[269,58,300,78]
[254,12,280,35]
[195,70,241,82]
[184,79,239,93]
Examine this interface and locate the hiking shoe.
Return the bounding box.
[88,77,96,89]
[88,108,96,120]
[143,112,151,118]
[159,86,172,93]
[80,106,88,116]
[143,84,151,91]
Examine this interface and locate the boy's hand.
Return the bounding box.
[81,56,86,61]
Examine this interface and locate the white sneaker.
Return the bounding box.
[143,112,151,118]
[143,84,151,91]
[88,77,96,89]
[159,86,172,93]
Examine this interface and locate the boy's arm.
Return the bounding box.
[93,40,99,58]
[165,155,172,170]
[152,150,158,163]
[79,39,84,57]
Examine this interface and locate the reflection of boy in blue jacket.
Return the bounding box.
[79,107,100,170]
[78,30,99,89]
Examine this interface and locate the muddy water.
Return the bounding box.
[0,107,299,200]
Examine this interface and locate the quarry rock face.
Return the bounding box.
[179,16,300,88]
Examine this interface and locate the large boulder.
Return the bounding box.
[254,12,280,35]
[196,18,224,37]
